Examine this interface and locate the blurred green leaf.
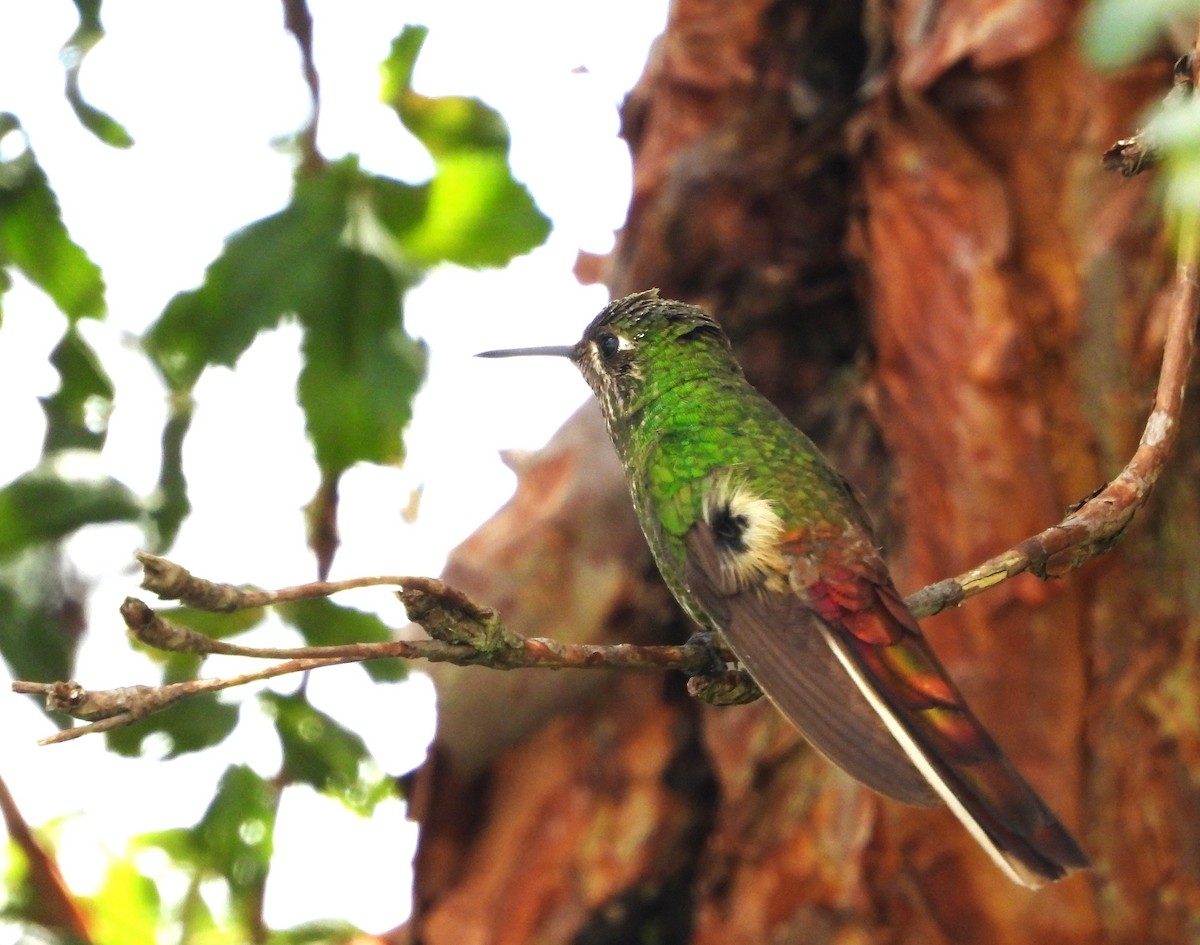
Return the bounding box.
[140,24,548,565]
[0,472,140,560]
[296,249,427,475]
[0,549,80,684]
[86,857,161,945]
[263,691,395,814]
[366,175,430,243]
[145,158,429,559]
[68,99,134,150]
[0,113,106,321]
[1081,0,1200,69]
[269,919,364,944]
[378,27,551,267]
[278,598,408,682]
[0,548,84,693]
[150,394,193,550]
[192,765,276,893]
[137,826,193,866]
[402,150,552,266]
[144,162,353,391]
[62,1,133,148]
[378,24,425,98]
[40,328,114,453]
[157,604,268,642]
[105,693,240,758]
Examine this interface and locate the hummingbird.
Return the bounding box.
[478,289,1089,887]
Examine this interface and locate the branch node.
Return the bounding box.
[397,577,523,655]
[122,597,210,652]
[137,551,252,611]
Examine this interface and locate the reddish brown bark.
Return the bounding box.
[406,3,1200,943]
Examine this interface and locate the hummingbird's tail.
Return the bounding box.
[805,576,1091,887]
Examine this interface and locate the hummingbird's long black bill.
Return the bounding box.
[476,345,576,359]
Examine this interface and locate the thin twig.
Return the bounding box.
[281,0,324,174]
[136,551,411,611]
[0,772,92,939]
[119,592,710,672]
[12,657,354,745]
[13,67,1199,744]
[17,245,1198,738]
[10,578,724,743]
[18,251,1198,736]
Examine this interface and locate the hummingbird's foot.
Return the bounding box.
[682,630,729,676]
[681,631,763,705]
[687,670,764,706]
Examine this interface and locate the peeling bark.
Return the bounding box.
[405,2,1200,943]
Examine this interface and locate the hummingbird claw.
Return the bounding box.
[683,630,733,676]
[687,670,764,707]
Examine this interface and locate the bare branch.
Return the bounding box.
[281,0,324,174]
[0,772,92,941]
[11,576,724,742]
[11,62,1197,744]
[135,551,412,611]
[1101,54,1193,177]
[13,657,355,745]
[18,238,1198,737]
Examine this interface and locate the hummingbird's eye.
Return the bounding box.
[597,332,621,361]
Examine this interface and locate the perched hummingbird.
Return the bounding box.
[478,289,1088,887]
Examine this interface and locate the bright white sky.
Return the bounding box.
[0,0,667,935]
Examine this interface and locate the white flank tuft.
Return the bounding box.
[703,473,788,591]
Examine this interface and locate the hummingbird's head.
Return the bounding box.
[478,289,736,425]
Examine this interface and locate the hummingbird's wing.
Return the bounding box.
[683,516,1089,887]
[683,519,938,805]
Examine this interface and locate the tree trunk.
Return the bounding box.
[405,2,1199,943]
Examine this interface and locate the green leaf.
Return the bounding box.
[366,175,430,243]
[68,99,135,150]
[378,28,550,268]
[157,604,268,642]
[39,328,115,453]
[63,1,134,148]
[295,248,427,475]
[192,765,277,894]
[86,857,161,945]
[104,693,239,758]
[144,161,355,391]
[143,157,429,554]
[149,394,192,550]
[0,471,140,560]
[401,150,551,267]
[378,24,426,99]
[269,919,364,945]
[262,691,394,814]
[277,598,408,682]
[0,547,85,703]
[0,113,106,321]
